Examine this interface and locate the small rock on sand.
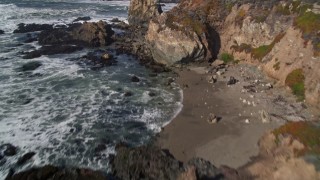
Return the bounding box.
[207,113,218,124]
[260,110,271,123]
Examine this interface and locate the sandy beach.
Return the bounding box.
[156,63,315,168]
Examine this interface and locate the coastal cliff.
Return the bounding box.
[146,0,320,108]
[4,0,320,179]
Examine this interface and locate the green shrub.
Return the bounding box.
[219,53,234,63]
[295,11,320,35]
[273,121,320,155]
[285,69,305,101]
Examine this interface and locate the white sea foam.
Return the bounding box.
[0,1,182,177]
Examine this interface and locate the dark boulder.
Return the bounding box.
[94,144,107,153]
[0,30,4,34]
[73,16,91,22]
[7,165,107,180]
[13,23,53,33]
[227,76,238,85]
[131,75,140,82]
[38,21,114,47]
[110,145,184,180]
[18,61,42,71]
[1,144,17,156]
[187,158,222,179]
[16,152,36,166]
[0,157,6,166]
[78,50,117,68]
[124,91,133,97]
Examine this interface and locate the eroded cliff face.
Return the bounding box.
[220,1,320,108]
[146,0,224,65]
[145,0,320,108]
[128,0,162,26]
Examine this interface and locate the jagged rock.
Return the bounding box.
[207,113,218,124]
[128,0,162,26]
[13,23,53,33]
[7,165,106,180]
[146,14,213,65]
[38,21,114,47]
[16,152,35,166]
[227,76,238,85]
[18,61,42,72]
[1,144,17,156]
[187,158,222,179]
[110,144,184,180]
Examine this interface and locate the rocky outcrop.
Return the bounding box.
[128,0,162,26]
[6,165,107,180]
[146,10,220,65]
[13,23,53,33]
[219,1,320,107]
[39,21,114,47]
[243,122,320,179]
[110,144,229,180]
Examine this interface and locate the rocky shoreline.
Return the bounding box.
[2,0,320,179]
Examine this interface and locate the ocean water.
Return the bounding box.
[0,0,180,178]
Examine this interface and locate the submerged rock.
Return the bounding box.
[16,152,36,166]
[23,45,83,58]
[78,50,117,68]
[1,144,17,156]
[18,61,42,71]
[73,16,91,22]
[131,75,140,82]
[13,23,53,33]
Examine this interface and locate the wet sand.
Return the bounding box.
[156,63,313,168]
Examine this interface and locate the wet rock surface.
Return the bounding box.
[13,23,53,33]
[109,144,229,180]
[17,61,42,72]
[16,152,36,166]
[6,165,107,180]
[73,16,91,22]
[1,144,17,157]
[23,45,84,59]
[72,50,117,69]
[38,21,114,47]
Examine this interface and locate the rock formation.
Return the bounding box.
[6,165,107,180]
[145,0,320,107]
[109,144,239,180]
[39,21,114,47]
[145,0,223,65]
[128,0,162,26]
